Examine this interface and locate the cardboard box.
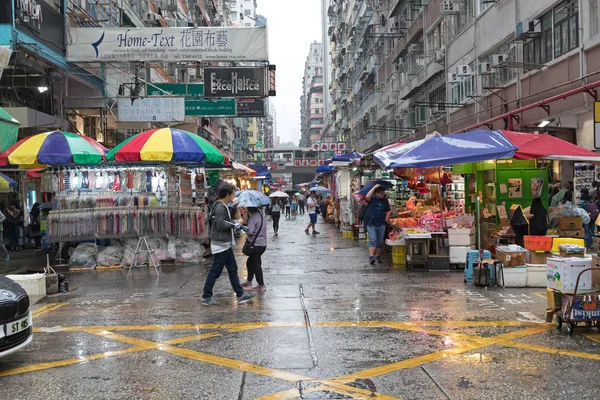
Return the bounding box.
[528,251,550,265]
[591,255,600,287]
[547,288,562,310]
[558,229,585,238]
[546,257,592,291]
[448,228,476,246]
[557,217,583,230]
[496,246,526,267]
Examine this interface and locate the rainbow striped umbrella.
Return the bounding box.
[107,128,228,165]
[0,131,107,168]
[0,172,17,192]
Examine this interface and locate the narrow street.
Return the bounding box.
[1,216,600,399]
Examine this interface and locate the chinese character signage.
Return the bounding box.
[67,27,268,62]
[310,160,318,167]
[15,0,65,54]
[294,160,301,167]
[338,143,346,152]
[147,83,236,116]
[320,143,329,151]
[118,98,185,122]
[311,142,347,152]
[203,67,267,98]
[311,143,319,151]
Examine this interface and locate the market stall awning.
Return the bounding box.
[331,151,363,162]
[373,130,518,168]
[0,172,17,192]
[0,107,19,153]
[500,130,600,161]
[232,162,256,176]
[316,164,335,174]
[248,164,271,178]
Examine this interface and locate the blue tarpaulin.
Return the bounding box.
[332,152,363,162]
[373,130,518,168]
[316,164,335,173]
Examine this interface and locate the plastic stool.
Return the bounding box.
[465,250,492,284]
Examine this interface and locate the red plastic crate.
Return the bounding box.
[523,235,552,252]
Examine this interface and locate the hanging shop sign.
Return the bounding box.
[146,83,236,116]
[14,0,66,54]
[236,98,265,117]
[203,67,267,98]
[310,142,347,152]
[117,98,185,122]
[0,47,12,81]
[66,27,268,62]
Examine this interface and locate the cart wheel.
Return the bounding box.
[566,321,575,335]
[556,317,563,330]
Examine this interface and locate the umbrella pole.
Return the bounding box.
[476,195,481,250]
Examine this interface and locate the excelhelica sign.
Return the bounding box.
[66,27,268,62]
[203,67,267,98]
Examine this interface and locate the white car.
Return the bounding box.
[0,275,32,357]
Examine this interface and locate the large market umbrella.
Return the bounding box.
[107,128,228,164]
[359,180,394,195]
[331,151,363,162]
[373,130,517,168]
[269,191,289,198]
[236,190,271,207]
[500,130,600,161]
[316,164,335,174]
[0,131,107,168]
[0,172,17,192]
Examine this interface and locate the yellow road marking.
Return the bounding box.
[163,332,222,345]
[532,292,547,299]
[32,303,68,318]
[502,340,600,360]
[89,330,395,398]
[584,332,600,344]
[0,345,151,377]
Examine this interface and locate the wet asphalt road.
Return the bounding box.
[2,215,600,399]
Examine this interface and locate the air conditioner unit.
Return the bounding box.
[428,109,438,118]
[447,72,459,82]
[489,53,508,66]
[435,48,446,62]
[457,64,473,76]
[144,12,158,21]
[440,0,459,14]
[516,19,541,38]
[408,44,421,53]
[477,62,492,75]
[400,108,410,116]
[398,57,407,65]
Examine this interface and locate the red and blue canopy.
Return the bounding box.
[107,128,228,165]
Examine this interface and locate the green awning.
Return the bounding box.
[0,107,19,152]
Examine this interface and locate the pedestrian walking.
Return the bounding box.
[285,199,291,219]
[202,183,256,306]
[305,191,320,235]
[298,196,305,214]
[6,204,21,251]
[291,196,298,218]
[29,202,43,251]
[241,207,267,291]
[0,210,10,261]
[270,198,282,235]
[364,184,391,265]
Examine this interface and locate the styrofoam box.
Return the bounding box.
[6,273,47,297]
[526,264,547,288]
[450,245,475,264]
[546,257,592,291]
[504,266,527,288]
[448,228,476,246]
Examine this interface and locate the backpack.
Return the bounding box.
[588,201,599,221]
[358,203,368,220]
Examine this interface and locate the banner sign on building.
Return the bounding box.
[67,27,268,62]
[203,67,267,98]
[311,142,347,152]
[146,83,236,116]
[117,98,185,122]
[236,98,265,117]
[0,47,12,81]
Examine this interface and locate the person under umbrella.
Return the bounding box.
[29,202,43,251]
[241,206,268,292]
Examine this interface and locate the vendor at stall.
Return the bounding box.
[527,198,548,236]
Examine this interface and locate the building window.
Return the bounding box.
[591,0,600,38]
[451,73,476,104]
[244,10,251,16]
[429,87,446,111]
[476,0,492,16]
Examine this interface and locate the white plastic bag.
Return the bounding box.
[69,243,98,269]
[97,245,124,267]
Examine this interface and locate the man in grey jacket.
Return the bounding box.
[202,183,256,306]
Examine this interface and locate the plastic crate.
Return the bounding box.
[551,237,585,252]
[392,253,406,265]
[523,236,552,252]
[342,230,353,239]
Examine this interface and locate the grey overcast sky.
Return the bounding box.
[256,0,323,146]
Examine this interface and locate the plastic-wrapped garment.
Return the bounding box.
[120,238,149,268]
[97,245,124,266]
[167,239,176,260]
[175,239,203,263]
[147,238,168,261]
[68,243,98,269]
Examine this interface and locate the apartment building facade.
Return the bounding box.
[300,42,325,148]
[326,0,600,153]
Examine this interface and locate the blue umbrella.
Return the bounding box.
[308,186,331,193]
[236,190,271,207]
[316,164,335,173]
[332,151,363,162]
[359,180,394,195]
